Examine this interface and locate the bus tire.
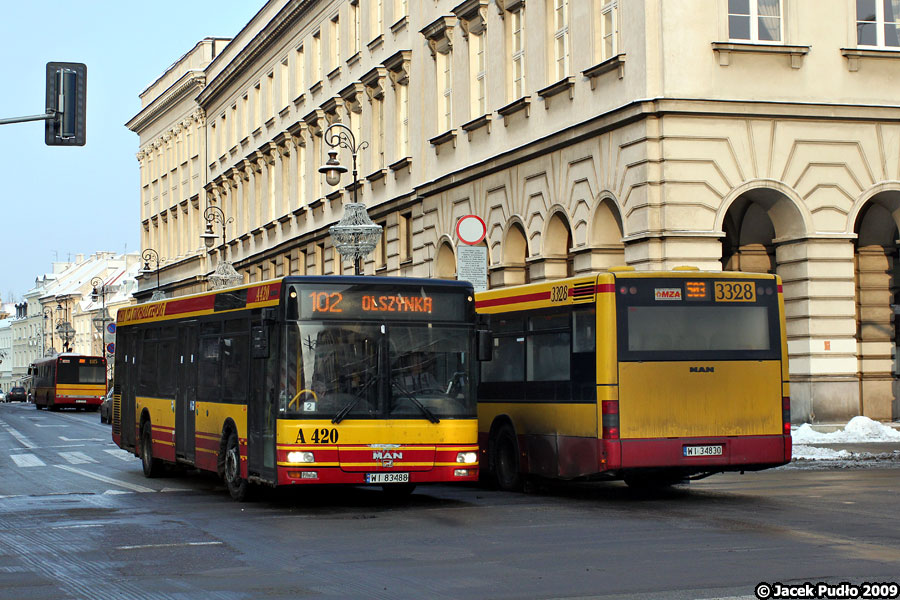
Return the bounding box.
[223,430,252,502]
[140,421,163,478]
[492,424,523,492]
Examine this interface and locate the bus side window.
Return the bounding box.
[572,307,595,353]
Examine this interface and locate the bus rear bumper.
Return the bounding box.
[276,465,479,486]
[52,396,103,407]
[611,435,791,472]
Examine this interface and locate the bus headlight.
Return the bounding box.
[287,451,315,463]
[456,452,477,464]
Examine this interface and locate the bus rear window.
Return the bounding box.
[626,306,770,352]
[57,361,106,384]
[616,278,781,361]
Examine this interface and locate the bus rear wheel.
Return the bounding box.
[492,425,523,492]
[223,431,252,502]
[141,421,162,478]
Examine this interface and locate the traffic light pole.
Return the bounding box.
[0,62,86,146]
[0,112,56,125]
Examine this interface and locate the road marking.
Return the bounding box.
[55,465,155,493]
[59,452,98,465]
[11,454,46,467]
[35,424,69,428]
[116,541,223,551]
[104,449,135,462]
[59,436,104,442]
[51,524,104,530]
[1,423,36,449]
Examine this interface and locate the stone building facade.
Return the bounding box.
[129,0,900,423]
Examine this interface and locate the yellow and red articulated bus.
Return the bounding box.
[30,354,107,411]
[475,269,791,489]
[113,276,488,501]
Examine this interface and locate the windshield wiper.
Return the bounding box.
[391,380,440,424]
[331,374,379,424]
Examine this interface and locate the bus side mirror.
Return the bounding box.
[477,330,493,362]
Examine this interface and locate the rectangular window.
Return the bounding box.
[400,212,412,261]
[857,0,900,47]
[375,220,388,269]
[315,243,325,275]
[266,72,275,121]
[599,0,618,61]
[396,0,408,19]
[397,83,409,158]
[728,0,782,43]
[350,1,360,55]
[241,94,249,140]
[372,0,384,39]
[470,32,487,117]
[330,14,341,71]
[254,83,261,130]
[509,9,526,100]
[312,30,322,83]
[553,0,570,80]
[294,46,305,99]
[437,51,452,132]
[280,58,290,109]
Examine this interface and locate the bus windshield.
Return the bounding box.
[281,322,475,420]
[57,359,106,384]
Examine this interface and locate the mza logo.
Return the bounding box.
[373,451,402,468]
[690,366,714,373]
[654,288,683,301]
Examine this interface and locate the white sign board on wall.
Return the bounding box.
[457,245,488,292]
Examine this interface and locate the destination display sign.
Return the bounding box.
[293,284,471,322]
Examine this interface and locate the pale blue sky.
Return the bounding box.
[0,1,264,302]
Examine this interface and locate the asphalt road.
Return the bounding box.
[1,402,898,600]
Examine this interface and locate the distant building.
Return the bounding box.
[129,0,900,423]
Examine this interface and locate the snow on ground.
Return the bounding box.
[791,416,900,461]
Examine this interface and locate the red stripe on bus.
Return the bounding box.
[777,284,783,293]
[475,291,550,308]
[164,295,215,316]
[597,284,615,293]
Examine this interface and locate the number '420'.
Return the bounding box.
[294,428,339,444]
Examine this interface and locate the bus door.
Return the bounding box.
[175,323,198,463]
[118,330,139,450]
[248,322,279,483]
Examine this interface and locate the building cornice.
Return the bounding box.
[126,70,206,133]
[196,0,318,109]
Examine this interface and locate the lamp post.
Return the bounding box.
[140,248,166,302]
[55,301,73,353]
[318,122,383,276]
[90,276,111,357]
[42,307,55,355]
[201,205,242,289]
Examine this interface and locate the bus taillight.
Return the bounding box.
[782,396,791,435]
[602,401,619,440]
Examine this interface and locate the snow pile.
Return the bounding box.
[791,416,900,461]
[793,416,900,443]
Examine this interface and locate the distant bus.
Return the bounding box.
[30,354,107,411]
[113,276,489,501]
[476,269,791,489]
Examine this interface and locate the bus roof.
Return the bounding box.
[117,276,475,327]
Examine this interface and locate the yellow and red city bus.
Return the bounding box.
[113,276,487,500]
[30,354,107,411]
[476,269,791,489]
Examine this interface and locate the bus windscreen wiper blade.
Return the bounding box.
[331,376,376,424]
[391,380,440,424]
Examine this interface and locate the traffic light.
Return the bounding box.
[45,62,86,146]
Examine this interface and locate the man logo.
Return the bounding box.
[690,366,714,373]
[373,451,402,461]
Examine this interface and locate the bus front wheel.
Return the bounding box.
[141,421,162,478]
[492,425,523,492]
[223,431,252,502]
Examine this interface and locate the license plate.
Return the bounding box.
[76,400,86,404]
[683,445,723,457]
[365,472,409,484]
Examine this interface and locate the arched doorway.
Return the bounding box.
[537,212,574,280]
[435,241,456,279]
[493,222,529,287]
[722,198,776,273]
[854,194,900,421]
[581,196,625,272]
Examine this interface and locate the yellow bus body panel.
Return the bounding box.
[477,403,598,438]
[135,396,176,431]
[196,402,247,440]
[57,384,106,397]
[618,361,782,438]
[276,418,477,446]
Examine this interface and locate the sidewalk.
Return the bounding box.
[790,417,900,464]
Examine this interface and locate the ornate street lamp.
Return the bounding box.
[42,307,55,355]
[140,248,166,302]
[90,276,112,357]
[55,301,73,353]
[202,205,242,289]
[318,122,383,276]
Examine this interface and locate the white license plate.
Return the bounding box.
[76,400,87,404]
[365,472,409,484]
[683,445,723,457]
